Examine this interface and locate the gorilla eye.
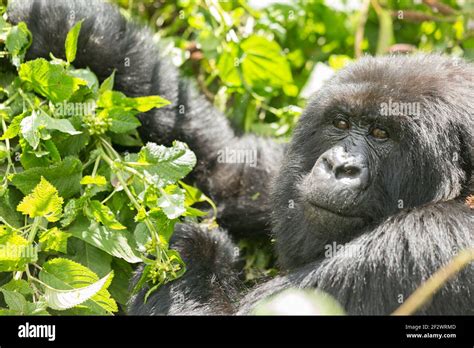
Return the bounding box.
[370,127,389,140]
[333,118,350,130]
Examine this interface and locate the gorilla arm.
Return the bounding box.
[128,223,242,315]
[7,0,284,236]
[238,200,474,315]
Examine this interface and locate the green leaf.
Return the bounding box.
[132,95,171,112]
[99,71,116,94]
[133,223,151,252]
[85,200,126,230]
[0,113,25,140]
[16,176,64,222]
[11,156,83,199]
[1,289,27,312]
[67,216,142,263]
[157,185,185,219]
[24,301,50,315]
[39,258,117,313]
[107,108,141,134]
[60,199,80,228]
[20,110,81,149]
[0,226,37,271]
[67,238,112,277]
[39,227,71,253]
[18,58,86,103]
[67,68,98,92]
[5,22,32,65]
[180,181,205,205]
[240,35,293,89]
[108,258,132,306]
[80,175,107,186]
[97,90,170,112]
[0,189,23,228]
[147,211,177,244]
[65,20,83,63]
[2,279,34,296]
[217,42,242,86]
[136,141,196,187]
[54,126,91,157]
[110,131,143,147]
[19,111,41,149]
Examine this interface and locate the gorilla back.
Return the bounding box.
[8,0,473,315]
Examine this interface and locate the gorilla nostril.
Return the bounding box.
[321,156,333,171]
[335,165,361,179]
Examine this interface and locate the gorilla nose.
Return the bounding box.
[317,147,369,188]
[334,163,361,180]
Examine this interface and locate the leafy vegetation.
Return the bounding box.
[0,7,215,314]
[0,0,473,315]
[113,0,474,139]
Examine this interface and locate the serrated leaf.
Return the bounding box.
[67,216,142,263]
[136,141,196,187]
[18,58,86,103]
[1,289,27,312]
[39,227,71,253]
[65,20,83,63]
[17,177,63,222]
[39,258,116,313]
[11,156,83,199]
[85,200,126,230]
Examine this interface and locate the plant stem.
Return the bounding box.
[28,217,41,244]
[91,155,101,177]
[392,248,474,315]
[1,117,16,176]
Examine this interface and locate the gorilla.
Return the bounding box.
[8,0,473,315]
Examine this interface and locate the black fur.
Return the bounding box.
[8,0,473,315]
[129,223,241,315]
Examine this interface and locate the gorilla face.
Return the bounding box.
[272,55,472,270]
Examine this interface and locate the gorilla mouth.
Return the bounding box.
[305,201,364,220]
